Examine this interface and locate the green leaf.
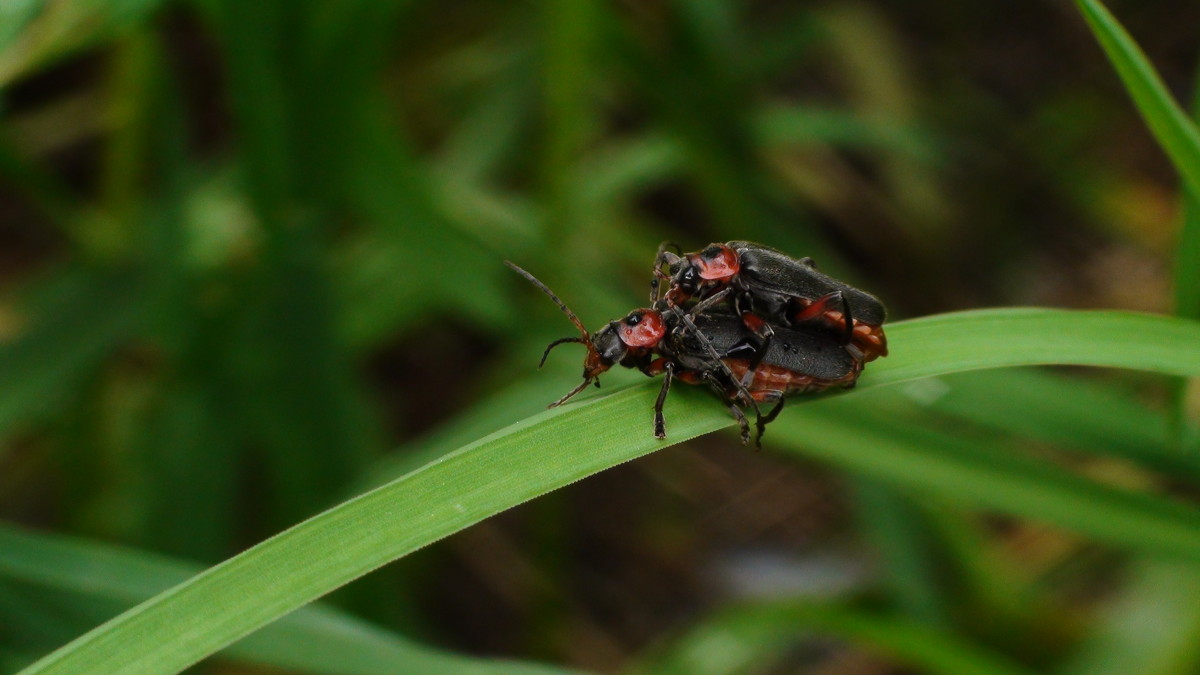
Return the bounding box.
[1074,0,1200,453]
[1057,560,1200,675]
[541,0,600,228]
[0,524,573,675]
[0,0,169,88]
[852,478,952,627]
[772,393,1200,561]
[1172,59,1200,454]
[1180,57,1200,323]
[0,0,40,54]
[912,369,1192,475]
[0,272,140,437]
[22,309,1200,674]
[629,600,1035,675]
[1074,0,1200,197]
[754,105,939,160]
[868,309,1200,386]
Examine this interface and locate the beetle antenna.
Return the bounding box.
[505,261,592,346]
[539,337,585,368]
[549,377,593,408]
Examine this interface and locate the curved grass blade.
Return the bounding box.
[22,309,1200,675]
[1074,0,1200,451]
[870,309,1200,387]
[0,524,572,675]
[1074,0,1200,196]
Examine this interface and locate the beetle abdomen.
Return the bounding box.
[723,359,856,401]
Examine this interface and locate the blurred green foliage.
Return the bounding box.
[2,0,1200,673]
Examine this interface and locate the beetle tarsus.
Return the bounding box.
[755,399,786,447]
[727,402,751,446]
[653,362,674,439]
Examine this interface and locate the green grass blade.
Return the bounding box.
[1057,560,1200,675]
[754,104,939,160]
[1180,60,1200,323]
[852,478,951,627]
[869,309,1200,386]
[0,139,81,235]
[0,272,140,437]
[1074,0,1200,196]
[21,309,1200,675]
[1075,0,1200,452]
[0,0,168,88]
[1181,195,1200,321]
[1173,62,1200,453]
[773,394,1200,561]
[629,600,1035,675]
[0,0,40,53]
[541,0,599,228]
[0,524,573,675]
[912,369,1195,476]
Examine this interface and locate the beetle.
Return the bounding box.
[651,241,888,364]
[651,307,861,443]
[505,261,754,410]
[506,261,860,445]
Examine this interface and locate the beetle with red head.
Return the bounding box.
[506,261,861,445]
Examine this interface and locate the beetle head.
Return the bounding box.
[692,243,740,281]
[505,261,666,408]
[662,244,740,301]
[659,250,700,298]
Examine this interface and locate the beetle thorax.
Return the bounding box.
[694,244,740,281]
[617,310,666,347]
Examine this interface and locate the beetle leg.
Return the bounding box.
[793,290,854,345]
[668,305,762,419]
[650,268,671,304]
[732,290,776,383]
[696,370,753,445]
[727,401,751,446]
[733,288,753,317]
[653,361,675,439]
[754,398,786,447]
[736,312,774,387]
[839,291,855,345]
[650,241,682,303]
[684,286,732,315]
[641,357,671,376]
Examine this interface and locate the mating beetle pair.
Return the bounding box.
[652,241,887,364]
[508,241,887,445]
